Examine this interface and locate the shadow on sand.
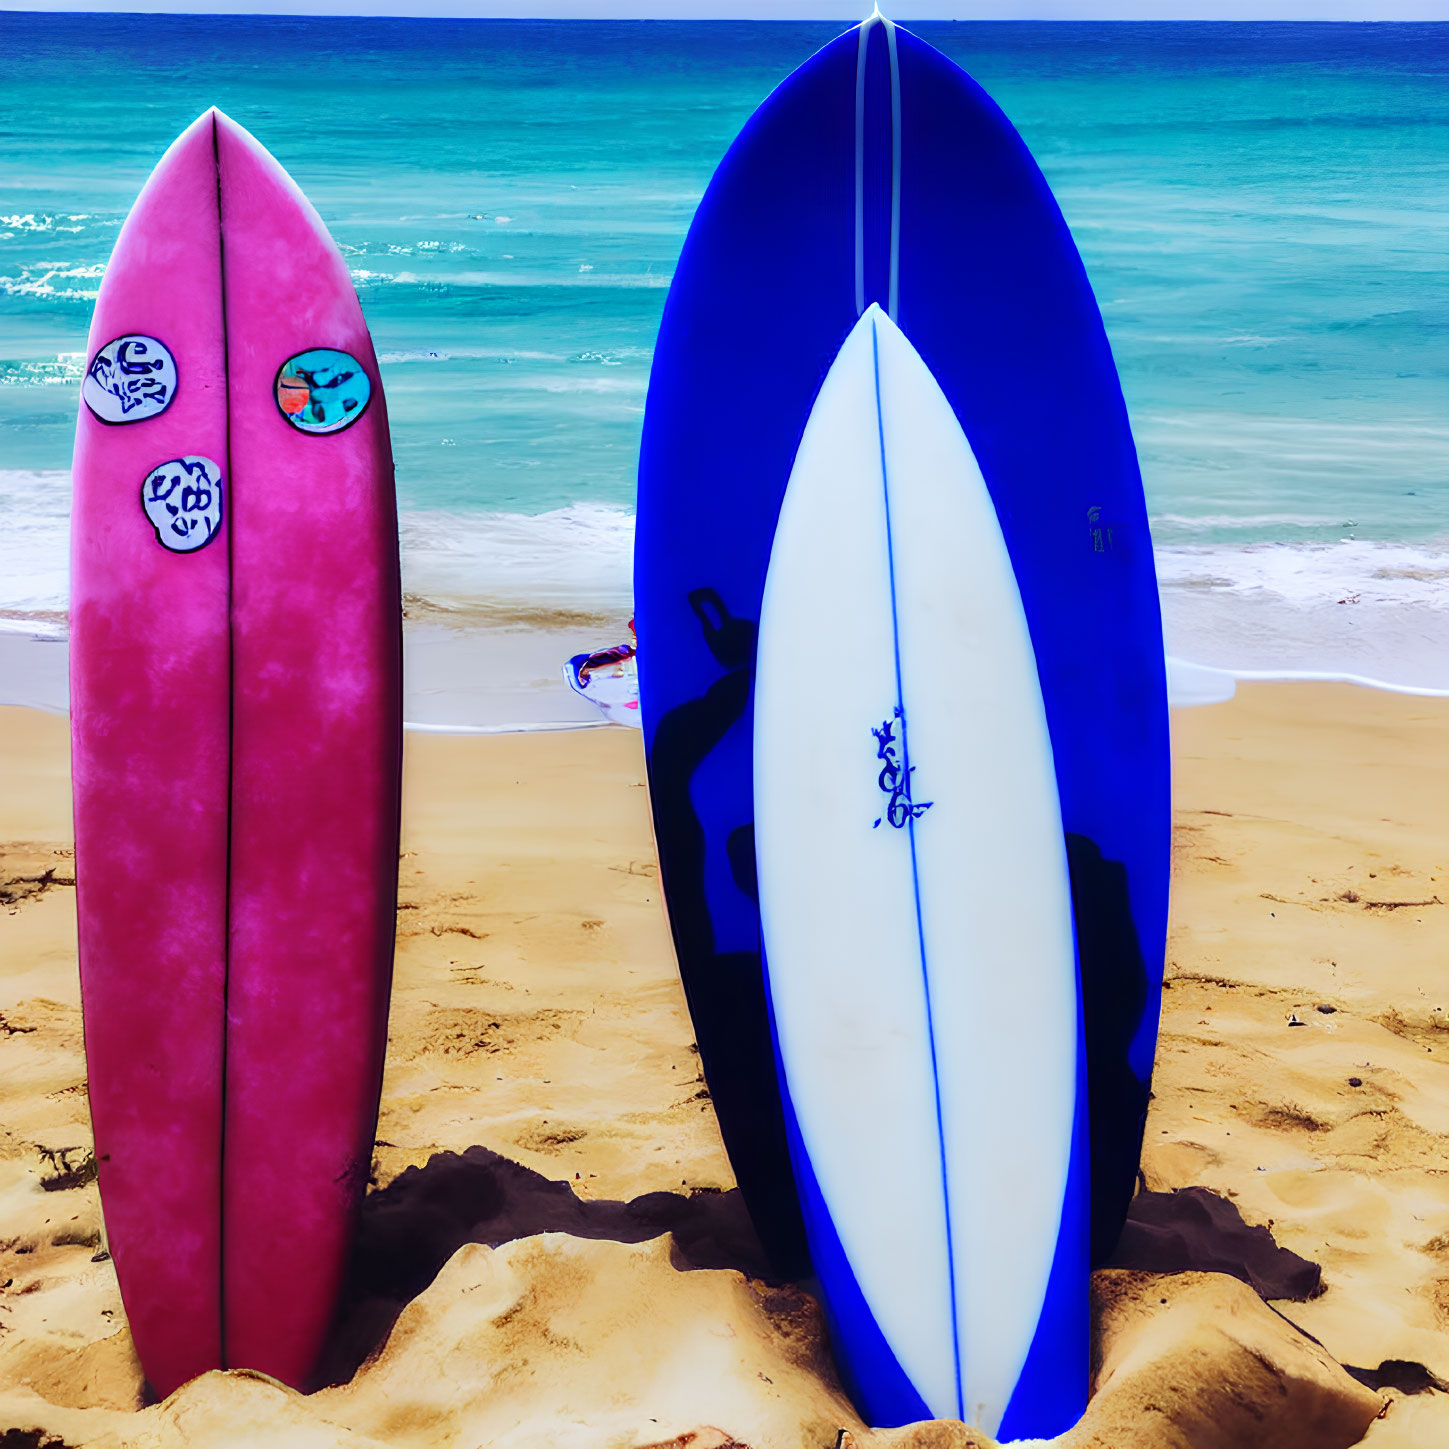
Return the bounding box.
[314,1145,775,1388]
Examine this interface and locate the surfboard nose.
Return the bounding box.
[184,105,241,129]
[209,107,253,143]
[147,109,223,180]
[210,107,271,166]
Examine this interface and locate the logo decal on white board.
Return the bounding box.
[873,706,932,830]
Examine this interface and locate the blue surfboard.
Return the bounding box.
[635,16,1168,1437]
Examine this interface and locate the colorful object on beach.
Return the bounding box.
[274,347,372,433]
[69,109,402,1398]
[635,13,1168,1439]
[562,621,641,727]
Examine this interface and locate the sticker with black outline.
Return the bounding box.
[83,335,178,424]
[141,457,223,553]
[275,348,371,435]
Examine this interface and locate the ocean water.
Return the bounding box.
[2,15,1447,695]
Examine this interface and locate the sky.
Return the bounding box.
[6,0,1449,18]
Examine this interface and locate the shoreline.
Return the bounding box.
[6,624,1449,729]
[0,621,622,731]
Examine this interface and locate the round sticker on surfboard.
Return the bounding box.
[83,335,178,424]
[275,349,371,434]
[141,456,223,552]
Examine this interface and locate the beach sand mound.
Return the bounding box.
[0,1235,1385,1449]
[1064,1269,1383,1449]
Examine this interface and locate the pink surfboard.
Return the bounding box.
[70,109,401,1397]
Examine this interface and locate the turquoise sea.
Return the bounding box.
[2,14,1447,695]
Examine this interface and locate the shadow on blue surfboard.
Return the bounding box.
[635,12,1169,1440]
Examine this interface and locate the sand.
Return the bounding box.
[0,683,1444,1446]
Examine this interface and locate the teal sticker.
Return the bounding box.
[275,349,371,435]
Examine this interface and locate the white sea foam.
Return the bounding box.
[0,263,106,301]
[4,467,1443,694]
[400,501,635,619]
[377,347,601,365]
[1157,536,1449,690]
[376,349,454,364]
[1157,538,1449,609]
[0,354,86,387]
[0,212,112,234]
[348,266,670,291]
[1150,512,1358,534]
[0,470,70,626]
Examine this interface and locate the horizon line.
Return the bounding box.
[6,2,1449,21]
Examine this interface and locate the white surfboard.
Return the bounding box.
[753,304,1080,1434]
